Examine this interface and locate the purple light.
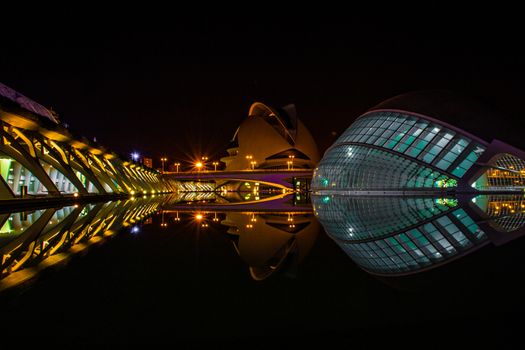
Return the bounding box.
[131,226,140,234]
[131,152,140,162]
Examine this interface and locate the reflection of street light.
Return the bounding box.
[287,160,292,170]
[174,162,180,172]
[161,211,167,227]
[212,161,219,171]
[245,155,253,169]
[161,157,167,173]
[288,155,294,170]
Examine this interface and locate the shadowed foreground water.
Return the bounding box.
[1,194,525,346]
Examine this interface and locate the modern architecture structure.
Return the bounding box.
[0,82,172,201]
[312,90,525,193]
[221,102,320,171]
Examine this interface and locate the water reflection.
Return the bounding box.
[208,211,318,280]
[313,194,525,276]
[160,193,318,281]
[168,188,291,204]
[0,193,318,290]
[0,196,167,290]
[5,190,524,291]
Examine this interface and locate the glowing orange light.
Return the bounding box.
[195,213,203,221]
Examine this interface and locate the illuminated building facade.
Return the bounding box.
[0,82,172,200]
[312,91,525,193]
[142,157,153,169]
[221,102,320,171]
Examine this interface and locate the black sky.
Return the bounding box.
[1,7,524,169]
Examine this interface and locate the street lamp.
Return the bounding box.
[212,161,219,171]
[161,157,167,173]
[195,161,203,172]
[131,152,140,162]
[174,162,180,173]
[250,160,257,170]
[201,156,208,171]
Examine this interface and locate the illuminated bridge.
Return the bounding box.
[163,169,314,190]
[0,82,173,206]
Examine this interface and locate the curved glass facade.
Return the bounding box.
[312,144,454,190]
[313,195,488,275]
[312,110,486,190]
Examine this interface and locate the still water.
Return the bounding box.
[1,193,525,345]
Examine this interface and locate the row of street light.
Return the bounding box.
[158,156,220,173]
[144,154,295,173]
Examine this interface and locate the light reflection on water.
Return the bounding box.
[313,193,525,276]
[1,192,525,291]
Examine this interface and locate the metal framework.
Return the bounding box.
[0,104,172,200]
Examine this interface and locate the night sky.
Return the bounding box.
[1,8,524,169]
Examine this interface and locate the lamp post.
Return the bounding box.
[174,162,180,173]
[250,160,257,170]
[212,161,219,171]
[201,156,208,172]
[195,161,203,172]
[161,157,167,173]
[131,152,140,162]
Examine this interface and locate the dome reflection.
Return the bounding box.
[221,212,319,280]
[313,194,525,276]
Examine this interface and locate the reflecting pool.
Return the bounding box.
[1,192,525,345]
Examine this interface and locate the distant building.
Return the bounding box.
[220,102,320,171]
[142,157,153,169]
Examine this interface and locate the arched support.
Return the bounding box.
[0,127,59,195]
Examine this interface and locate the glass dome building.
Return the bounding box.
[312,91,525,193]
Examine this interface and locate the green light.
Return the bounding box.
[435,178,457,188]
[434,198,458,207]
[322,196,330,203]
[0,158,13,182]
